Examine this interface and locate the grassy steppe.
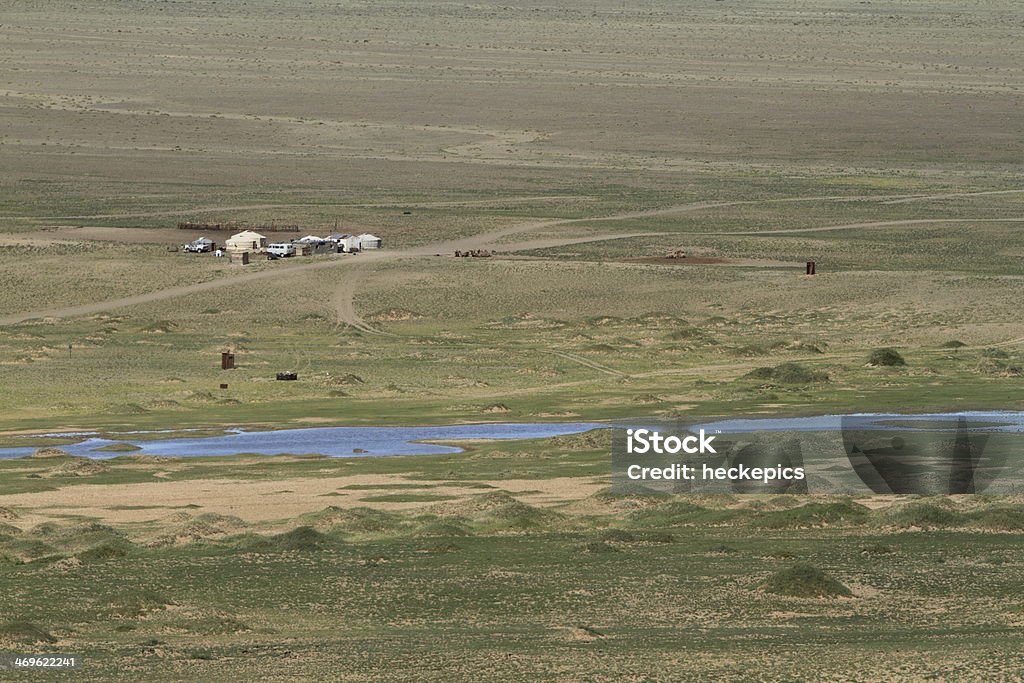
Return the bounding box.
[1,437,1022,681]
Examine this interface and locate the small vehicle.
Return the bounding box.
[183,238,215,253]
[266,242,296,257]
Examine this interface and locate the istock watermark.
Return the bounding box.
[611,413,1024,495]
[625,428,717,455]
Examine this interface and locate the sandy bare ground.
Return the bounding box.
[0,473,604,528]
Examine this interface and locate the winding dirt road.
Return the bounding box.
[2,188,1020,330]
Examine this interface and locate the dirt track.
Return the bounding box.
[2,189,1022,329]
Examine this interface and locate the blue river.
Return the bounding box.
[2,412,1023,460]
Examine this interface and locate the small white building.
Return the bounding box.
[357,233,382,249]
[294,235,324,244]
[327,233,360,252]
[225,230,266,253]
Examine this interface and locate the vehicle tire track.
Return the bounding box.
[546,350,629,378]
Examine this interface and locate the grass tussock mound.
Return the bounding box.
[625,500,735,528]
[153,513,248,546]
[76,540,133,563]
[547,428,611,451]
[264,526,331,551]
[752,502,870,529]
[873,502,965,529]
[564,625,606,642]
[0,621,56,644]
[0,522,22,536]
[763,564,853,598]
[867,348,906,367]
[43,457,109,477]
[30,447,72,459]
[967,507,1024,531]
[107,590,174,618]
[427,491,563,531]
[744,362,829,384]
[117,453,177,464]
[0,537,57,562]
[301,506,403,535]
[177,512,248,534]
[182,614,251,635]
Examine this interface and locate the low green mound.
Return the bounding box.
[1,538,58,562]
[263,526,331,551]
[589,485,670,501]
[0,522,22,536]
[597,529,636,544]
[626,501,728,527]
[184,614,250,635]
[582,540,618,554]
[744,362,828,384]
[548,429,611,451]
[428,491,563,531]
[173,512,248,538]
[44,457,109,478]
[867,348,906,367]
[752,502,870,529]
[329,373,365,385]
[874,502,965,529]
[76,540,133,562]
[138,320,177,333]
[107,590,173,618]
[0,621,56,644]
[664,327,703,341]
[301,506,403,535]
[30,447,72,459]
[420,541,461,554]
[940,340,967,349]
[409,517,471,537]
[968,507,1024,531]
[763,564,852,598]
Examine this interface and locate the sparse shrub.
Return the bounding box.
[108,590,173,618]
[860,543,895,556]
[763,564,852,598]
[597,529,636,544]
[264,526,330,551]
[30,447,71,459]
[0,621,56,644]
[968,508,1024,531]
[744,362,828,384]
[753,502,869,529]
[583,540,618,554]
[874,502,964,529]
[867,348,906,367]
[76,541,132,562]
[940,340,967,349]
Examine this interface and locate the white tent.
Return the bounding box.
[357,233,382,249]
[225,230,266,253]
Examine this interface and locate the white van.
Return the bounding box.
[267,242,296,257]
